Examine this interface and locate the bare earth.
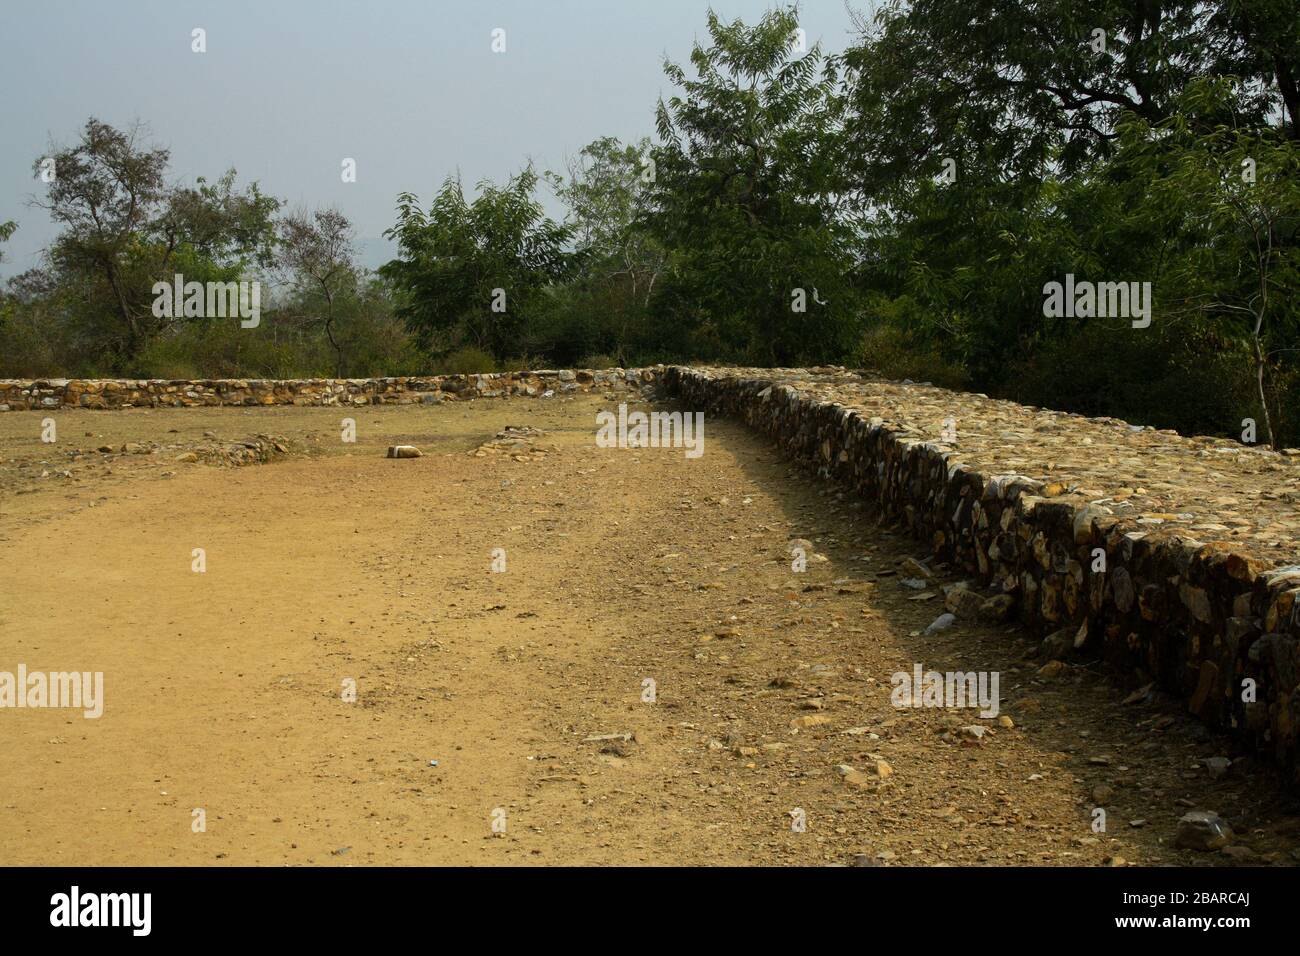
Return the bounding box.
[1,395,1298,866]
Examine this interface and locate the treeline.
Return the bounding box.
[2,3,1297,445]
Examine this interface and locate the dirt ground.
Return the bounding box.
[1,394,1298,866]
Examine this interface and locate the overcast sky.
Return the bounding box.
[0,0,863,278]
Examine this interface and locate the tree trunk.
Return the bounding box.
[104,260,139,370]
[1251,315,1276,449]
[324,316,344,378]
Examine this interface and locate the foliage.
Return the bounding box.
[380,169,574,362]
[433,345,499,375]
[645,7,861,365]
[277,207,360,376]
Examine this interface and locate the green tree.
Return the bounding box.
[842,0,1295,192]
[33,119,170,367]
[1123,83,1300,447]
[838,1,1299,445]
[648,6,861,365]
[545,136,666,363]
[31,118,280,371]
[381,169,573,362]
[0,221,17,341]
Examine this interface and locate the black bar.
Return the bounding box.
[0,865,1280,940]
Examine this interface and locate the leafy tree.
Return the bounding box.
[30,118,280,371]
[839,2,1299,444]
[547,136,664,295]
[0,221,17,341]
[381,169,573,362]
[33,119,170,366]
[157,169,280,270]
[843,0,1294,192]
[545,136,666,363]
[648,6,861,365]
[1121,82,1300,446]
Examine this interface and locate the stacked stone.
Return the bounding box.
[664,365,1300,789]
[0,368,655,411]
[198,435,292,467]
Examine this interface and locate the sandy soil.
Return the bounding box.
[1,394,1297,866]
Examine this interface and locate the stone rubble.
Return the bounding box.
[471,425,556,461]
[1174,810,1234,850]
[103,433,291,468]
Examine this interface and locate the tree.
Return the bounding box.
[157,169,280,271]
[0,221,16,335]
[277,208,358,376]
[836,1,1300,445]
[545,136,666,363]
[31,118,280,371]
[547,137,664,301]
[648,6,861,364]
[842,0,1294,193]
[381,169,573,361]
[33,119,170,366]
[1125,83,1300,447]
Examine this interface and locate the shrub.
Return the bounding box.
[853,324,970,390]
[433,346,498,375]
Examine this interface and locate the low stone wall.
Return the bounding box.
[0,368,655,411]
[664,365,1300,788]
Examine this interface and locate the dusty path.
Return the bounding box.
[1,395,1297,865]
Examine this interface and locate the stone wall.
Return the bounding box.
[0,368,655,411]
[663,365,1300,788]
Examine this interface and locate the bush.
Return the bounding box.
[433,346,498,375]
[0,307,66,377]
[1003,320,1264,440]
[853,323,970,390]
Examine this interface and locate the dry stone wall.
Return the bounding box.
[0,368,654,411]
[663,365,1300,788]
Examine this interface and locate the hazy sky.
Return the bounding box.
[0,0,863,278]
